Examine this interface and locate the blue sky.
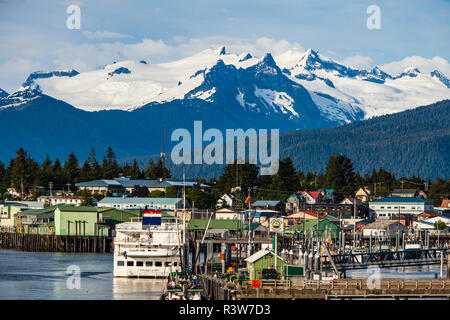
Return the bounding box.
[0,0,449,92]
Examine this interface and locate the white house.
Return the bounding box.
[97,197,184,211]
[369,197,434,219]
[38,196,83,207]
[216,194,236,208]
[362,220,407,238]
[215,208,242,220]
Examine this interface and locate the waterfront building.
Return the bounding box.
[362,220,407,238]
[97,197,184,211]
[54,205,107,236]
[245,249,286,280]
[369,197,434,219]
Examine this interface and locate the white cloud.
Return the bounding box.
[51,36,305,72]
[381,56,450,77]
[0,57,43,92]
[83,30,132,40]
[342,55,374,70]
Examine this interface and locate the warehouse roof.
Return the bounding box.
[371,197,432,204]
[98,197,182,205]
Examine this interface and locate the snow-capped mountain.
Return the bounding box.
[0,88,8,98]
[3,46,447,122]
[275,48,450,118]
[0,46,448,163]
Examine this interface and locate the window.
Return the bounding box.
[136,261,144,267]
[127,261,134,267]
[173,262,177,266]
[145,261,153,267]
[117,261,125,266]
[155,261,162,267]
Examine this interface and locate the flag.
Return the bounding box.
[245,195,251,204]
[142,210,162,225]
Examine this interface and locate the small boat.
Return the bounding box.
[404,239,422,250]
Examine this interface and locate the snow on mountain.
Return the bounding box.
[254,87,298,118]
[431,70,450,88]
[21,46,259,111]
[2,46,449,123]
[0,88,8,98]
[275,49,450,119]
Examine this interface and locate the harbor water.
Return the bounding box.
[0,249,446,299]
[0,249,164,300]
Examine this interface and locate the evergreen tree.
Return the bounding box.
[87,147,101,180]
[52,158,64,186]
[63,152,80,185]
[145,158,170,179]
[0,161,6,195]
[102,147,120,178]
[78,160,92,182]
[325,155,355,197]
[41,155,54,188]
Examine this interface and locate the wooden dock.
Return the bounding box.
[0,232,113,253]
[232,278,450,300]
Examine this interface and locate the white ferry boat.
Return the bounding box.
[113,217,185,278]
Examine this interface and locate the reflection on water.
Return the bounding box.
[1,249,447,299]
[0,249,164,300]
[347,264,447,279]
[113,278,165,300]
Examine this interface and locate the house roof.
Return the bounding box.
[363,220,402,230]
[288,211,325,219]
[98,197,182,205]
[114,178,159,188]
[150,180,210,189]
[189,219,243,231]
[392,189,417,194]
[440,200,450,208]
[418,212,440,218]
[301,190,321,199]
[371,197,433,204]
[75,179,122,188]
[56,205,98,212]
[75,178,210,189]
[252,200,281,207]
[287,218,342,235]
[245,249,284,264]
[21,206,58,218]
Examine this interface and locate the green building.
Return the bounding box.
[286,218,342,237]
[245,249,286,280]
[55,206,102,236]
[20,206,57,234]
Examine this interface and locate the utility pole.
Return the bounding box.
[21,175,24,200]
[49,182,54,196]
[353,197,356,248]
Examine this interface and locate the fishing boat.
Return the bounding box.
[404,239,422,250]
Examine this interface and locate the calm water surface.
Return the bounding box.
[0,249,446,299]
[0,250,164,300]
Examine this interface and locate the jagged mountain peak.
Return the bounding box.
[217,45,226,55]
[0,88,8,98]
[431,69,450,88]
[22,69,79,87]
